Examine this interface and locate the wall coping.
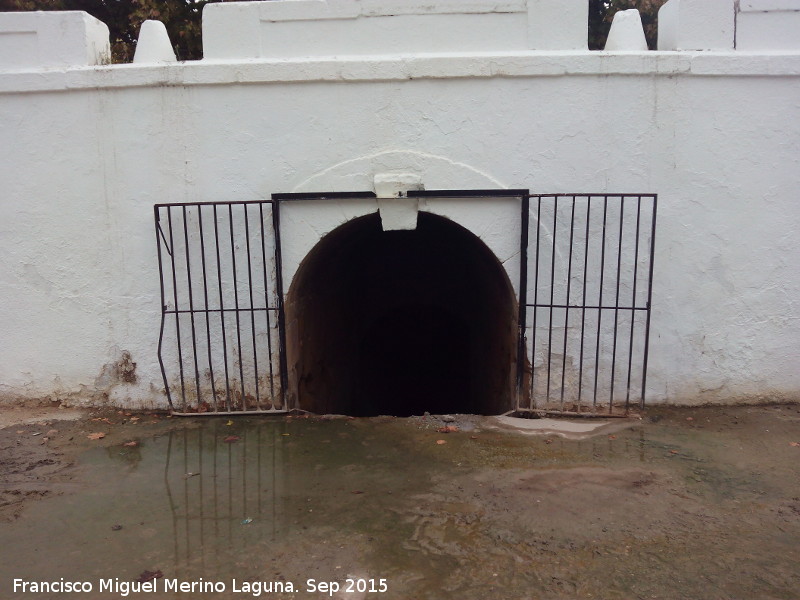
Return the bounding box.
[1,51,799,94]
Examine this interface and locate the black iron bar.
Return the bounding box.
[271,191,377,201]
[517,195,530,409]
[546,196,558,403]
[228,204,247,411]
[242,429,248,521]
[213,423,219,541]
[226,433,232,542]
[182,427,190,571]
[272,200,289,409]
[197,206,219,412]
[213,205,232,410]
[257,426,263,516]
[609,197,625,413]
[156,221,173,256]
[641,196,658,409]
[155,207,173,410]
[577,197,592,409]
[259,203,276,404]
[167,207,187,410]
[243,205,261,408]
[198,427,205,572]
[164,432,179,574]
[182,206,203,408]
[164,307,279,314]
[524,303,648,311]
[625,196,643,411]
[409,189,529,199]
[593,196,609,410]
[560,196,577,412]
[530,197,543,409]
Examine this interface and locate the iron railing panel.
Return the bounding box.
[155,201,287,414]
[518,194,657,416]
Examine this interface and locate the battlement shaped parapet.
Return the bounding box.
[0,0,798,71]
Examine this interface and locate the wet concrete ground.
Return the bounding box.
[0,404,799,599]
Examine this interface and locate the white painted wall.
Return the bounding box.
[0,2,799,409]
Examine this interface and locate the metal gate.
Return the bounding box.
[517,194,657,416]
[155,201,288,414]
[155,192,655,417]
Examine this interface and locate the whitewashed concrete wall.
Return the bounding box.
[0,1,798,409]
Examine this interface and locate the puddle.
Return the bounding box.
[1,407,799,599]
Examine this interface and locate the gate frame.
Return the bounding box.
[155,190,656,416]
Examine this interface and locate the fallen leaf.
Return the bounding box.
[686,417,694,421]
[790,442,800,447]
[123,441,139,447]
[226,420,233,426]
[129,416,140,422]
[437,426,459,433]
[544,439,553,445]
[470,436,478,440]
[223,435,240,443]
[351,490,364,495]
[436,440,447,445]
[87,432,106,440]
[183,472,199,479]
[608,435,617,440]
[281,433,290,436]
[137,570,163,584]
[669,449,679,455]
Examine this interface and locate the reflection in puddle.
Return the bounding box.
[164,423,289,581]
[1,408,799,600]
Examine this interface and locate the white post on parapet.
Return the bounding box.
[0,11,110,71]
[527,0,588,50]
[133,20,177,64]
[657,0,735,51]
[605,9,649,51]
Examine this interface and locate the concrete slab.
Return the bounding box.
[488,415,641,439]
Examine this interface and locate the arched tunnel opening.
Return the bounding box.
[285,211,518,417]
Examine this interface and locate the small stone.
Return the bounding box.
[442,415,456,423]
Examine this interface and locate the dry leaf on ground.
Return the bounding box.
[87,432,106,440]
[137,570,163,583]
[436,440,447,445]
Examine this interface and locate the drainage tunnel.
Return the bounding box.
[285,211,517,417]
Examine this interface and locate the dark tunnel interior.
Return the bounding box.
[285,211,518,416]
